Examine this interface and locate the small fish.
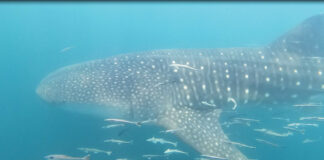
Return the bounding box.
[104,118,155,126]
[77,147,112,155]
[142,154,164,159]
[195,158,211,160]
[200,154,228,160]
[254,128,293,137]
[283,126,305,134]
[153,79,178,88]
[201,101,217,107]
[287,123,319,128]
[222,117,258,128]
[255,138,280,147]
[302,137,322,144]
[105,118,141,126]
[44,154,90,160]
[223,140,256,149]
[60,46,74,53]
[153,82,166,88]
[234,118,260,123]
[115,158,128,160]
[169,63,198,70]
[146,137,177,147]
[222,121,248,128]
[299,116,324,121]
[102,124,125,129]
[293,103,324,107]
[272,117,290,122]
[164,149,188,156]
[140,119,157,124]
[160,128,184,134]
[104,139,133,145]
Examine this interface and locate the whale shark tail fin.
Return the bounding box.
[270,14,324,57]
[158,106,248,160]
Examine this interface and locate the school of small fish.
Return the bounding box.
[45,106,324,160]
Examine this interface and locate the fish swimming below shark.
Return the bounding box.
[36,14,324,160]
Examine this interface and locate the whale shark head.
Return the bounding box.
[36,55,174,120]
[36,59,137,117]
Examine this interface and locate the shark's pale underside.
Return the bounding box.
[37,15,324,160]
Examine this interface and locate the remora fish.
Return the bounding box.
[77,147,112,155]
[44,154,90,160]
[37,14,324,160]
[254,128,293,137]
[104,139,133,145]
[146,136,178,147]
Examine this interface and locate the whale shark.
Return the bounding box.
[36,14,324,160]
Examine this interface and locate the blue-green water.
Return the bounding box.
[1,2,324,160]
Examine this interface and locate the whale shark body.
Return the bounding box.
[37,15,324,160]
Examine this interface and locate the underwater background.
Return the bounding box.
[1,2,324,160]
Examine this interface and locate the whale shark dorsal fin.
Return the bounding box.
[158,106,248,160]
[270,14,324,57]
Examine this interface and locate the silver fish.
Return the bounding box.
[44,154,90,160]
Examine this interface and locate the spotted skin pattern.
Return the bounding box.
[37,15,324,160]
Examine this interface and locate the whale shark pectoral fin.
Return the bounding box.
[157,106,248,160]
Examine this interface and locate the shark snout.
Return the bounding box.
[36,83,49,102]
[35,84,42,97]
[36,76,59,103]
